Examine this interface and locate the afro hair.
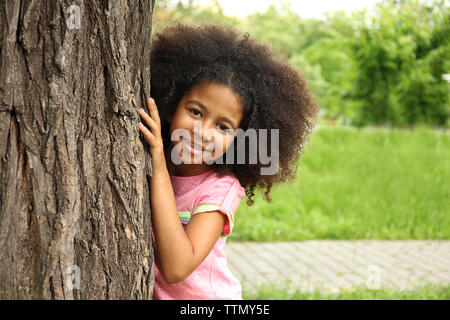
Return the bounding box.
[150,22,318,205]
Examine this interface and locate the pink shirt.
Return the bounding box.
[152,169,246,300]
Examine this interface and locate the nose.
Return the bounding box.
[202,121,214,142]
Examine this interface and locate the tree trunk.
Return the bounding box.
[0,0,155,299]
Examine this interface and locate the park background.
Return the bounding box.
[152,0,449,299]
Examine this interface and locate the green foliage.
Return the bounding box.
[152,0,242,37]
[245,1,306,58]
[153,0,450,128]
[288,54,328,106]
[349,0,450,127]
[301,37,358,118]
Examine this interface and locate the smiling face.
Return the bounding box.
[166,82,244,176]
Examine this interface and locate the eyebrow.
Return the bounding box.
[186,100,236,129]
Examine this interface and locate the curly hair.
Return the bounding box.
[150,22,318,205]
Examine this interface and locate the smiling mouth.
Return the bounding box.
[180,139,202,155]
[190,137,215,150]
[181,139,214,155]
[190,141,204,151]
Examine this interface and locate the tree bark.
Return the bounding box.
[0,0,155,299]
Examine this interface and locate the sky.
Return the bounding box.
[197,0,380,19]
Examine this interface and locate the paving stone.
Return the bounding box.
[224,240,450,293]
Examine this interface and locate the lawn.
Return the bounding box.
[230,125,450,241]
[243,282,450,300]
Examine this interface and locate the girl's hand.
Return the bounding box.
[138,98,166,169]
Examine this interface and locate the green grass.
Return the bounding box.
[243,282,450,300]
[230,126,450,241]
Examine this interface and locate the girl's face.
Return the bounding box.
[166,82,244,175]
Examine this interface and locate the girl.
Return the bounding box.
[138,23,318,300]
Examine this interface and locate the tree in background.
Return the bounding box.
[152,0,241,36]
[350,0,449,127]
[153,0,449,128]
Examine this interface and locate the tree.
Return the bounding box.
[246,1,304,59]
[350,0,449,127]
[152,0,241,36]
[0,0,155,299]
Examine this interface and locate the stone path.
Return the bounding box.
[224,240,450,294]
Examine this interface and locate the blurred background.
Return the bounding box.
[153,0,449,129]
[152,0,449,299]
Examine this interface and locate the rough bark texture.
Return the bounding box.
[0,0,155,299]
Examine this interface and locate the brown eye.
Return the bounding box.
[217,124,230,132]
[190,109,202,117]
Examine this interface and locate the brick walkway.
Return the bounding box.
[224,240,450,293]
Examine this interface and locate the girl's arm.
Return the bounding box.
[138,98,226,283]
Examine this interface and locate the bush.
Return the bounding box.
[350,0,450,127]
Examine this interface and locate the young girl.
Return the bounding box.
[138,23,318,300]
